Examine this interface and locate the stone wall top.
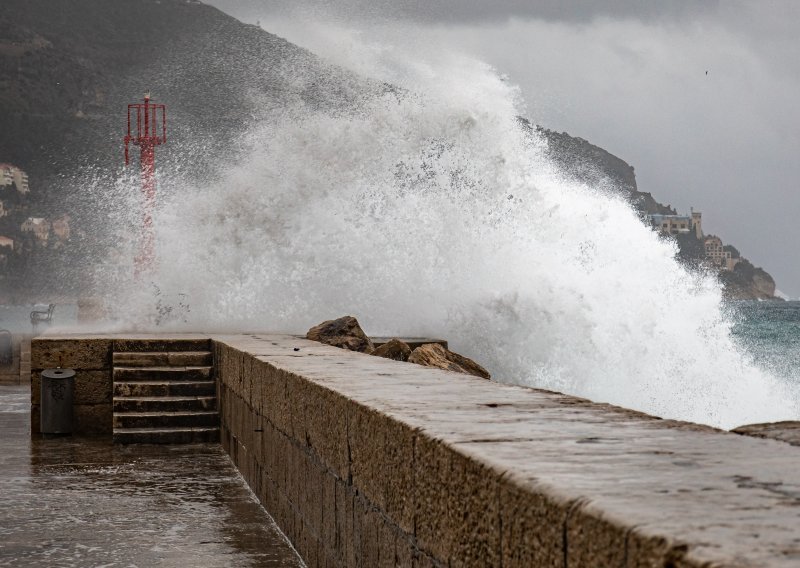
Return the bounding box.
[216,333,800,567]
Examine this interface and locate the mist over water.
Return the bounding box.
[92,33,797,429]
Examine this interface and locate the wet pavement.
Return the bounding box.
[0,385,304,567]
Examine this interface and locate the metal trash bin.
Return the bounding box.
[40,368,75,434]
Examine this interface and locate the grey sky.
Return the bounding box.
[210,0,719,24]
[207,0,800,296]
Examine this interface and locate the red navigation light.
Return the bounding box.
[123,94,167,276]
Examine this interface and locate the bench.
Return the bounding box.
[30,303,55,330]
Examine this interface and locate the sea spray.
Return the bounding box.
[93,39,797,429]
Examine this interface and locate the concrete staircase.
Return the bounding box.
[112,342,219,444]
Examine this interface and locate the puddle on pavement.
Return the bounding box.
[0,385,304,567]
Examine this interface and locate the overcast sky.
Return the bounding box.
[207,0,800,296]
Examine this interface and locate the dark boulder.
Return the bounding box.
[371,338,412,362]
[408,343,490,380]
[306,316,374,353]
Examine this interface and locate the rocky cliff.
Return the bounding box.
[531,127,778,300]
[535,126,675,216]
[718,260,777,300]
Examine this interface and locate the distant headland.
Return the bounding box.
[536,126,777,300]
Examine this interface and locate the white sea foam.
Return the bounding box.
[93,35,798,429]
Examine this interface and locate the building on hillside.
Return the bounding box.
[690,208,703,238]
[704,236,739,271]
[649,208,744,271]
[0,236,13,269]
[52,215,70,240]
[0,164,30,194]
[649,214,692,235]
[21,217,50,245]
[649,209,703,238]
[704,236,724,264]
[0,166,13,188]
[51,215,71,248]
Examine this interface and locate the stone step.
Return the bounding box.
[113,411,219,429]
[114,380,216,398]
[113,426,220,445]
[112,338,212,353]
[113,366,212,382]
[113,396,217,413]
[113,351,212,368]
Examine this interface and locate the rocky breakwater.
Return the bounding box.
[718,258,778,300]
[306,316,490,379]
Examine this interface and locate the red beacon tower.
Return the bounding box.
[124,93,166,275]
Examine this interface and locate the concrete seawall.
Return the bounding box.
[214,335,800,567]
[31,334,800,566]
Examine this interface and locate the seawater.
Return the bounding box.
[732,301,800,385]
[81,40,798,430]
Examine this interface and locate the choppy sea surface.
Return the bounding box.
[731,301,800,386]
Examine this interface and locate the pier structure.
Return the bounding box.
[25,333,800,567]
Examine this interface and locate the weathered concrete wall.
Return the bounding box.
[0,334,31,385]
[30,334,214,436]
[31,336,113,435]
[215,334,800,567]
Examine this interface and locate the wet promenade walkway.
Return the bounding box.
[0,385,304,567]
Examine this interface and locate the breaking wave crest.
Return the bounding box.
[93,40,797,429]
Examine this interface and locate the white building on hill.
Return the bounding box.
[649,208,703,239]
[0,163,29,194]
[704,236,739,271]
[21,217,50,245]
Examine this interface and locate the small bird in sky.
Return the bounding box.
[705,70,708,75]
